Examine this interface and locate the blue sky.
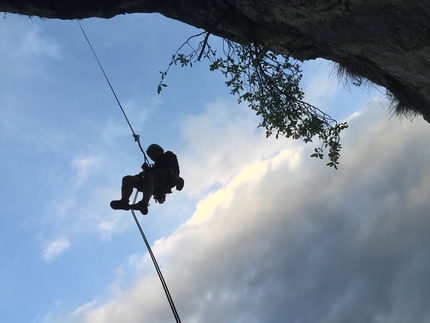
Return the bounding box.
[1,12,430,323]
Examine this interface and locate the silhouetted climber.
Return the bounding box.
[110,144,184,215]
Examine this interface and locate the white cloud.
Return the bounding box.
[41,96,430,323]
[101,117,131,143]
[46,197,77,221]
[97,213,129,242]
[122,99,151,126]
[98,221,115,241]
[21,25,61,59]
[42,238,71,262]
[0,17,61,82]
[302,60,338,107]
[100,97,154,145]
[0,19,61,61]
[179,98,296,197]
[71,156,100,187]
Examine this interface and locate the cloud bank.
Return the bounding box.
[42,97,430,323]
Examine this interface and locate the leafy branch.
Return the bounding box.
[157,31,206,94]
[158,33,348,168]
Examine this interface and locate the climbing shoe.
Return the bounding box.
[110,199,130,211]
[130,201,148,215]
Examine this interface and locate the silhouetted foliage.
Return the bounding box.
[159,32,348,168]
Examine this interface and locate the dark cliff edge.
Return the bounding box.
[2,0,430,122]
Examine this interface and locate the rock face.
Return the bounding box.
[2,0,430,121]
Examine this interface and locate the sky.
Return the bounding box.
[1,12,430,323]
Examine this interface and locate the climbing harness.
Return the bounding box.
[78,20,181,323]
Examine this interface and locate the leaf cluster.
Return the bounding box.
[158,33,348,168]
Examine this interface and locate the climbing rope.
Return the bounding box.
[131,192,182,323]
[78,20,181,322]
[77,20,149,164]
